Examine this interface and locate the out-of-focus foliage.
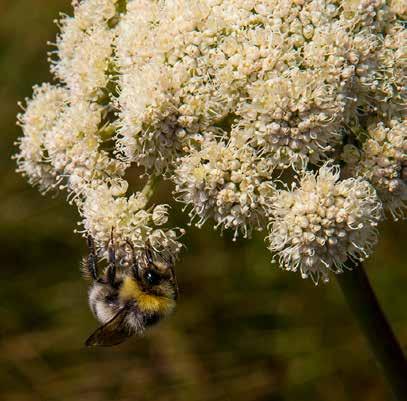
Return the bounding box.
[0,1,406,401]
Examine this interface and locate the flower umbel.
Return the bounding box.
[15,0,406,283]
[347,120,407,220]
[16,84,69,191]
[174,138,274,239]
[267,165,382,283]
[80,182,183,259]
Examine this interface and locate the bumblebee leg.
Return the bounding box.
[157,250,178,298]
[126,239,141,281]
[87,235,99,281]
[146,247,179,299]
[169,265,179,300]
[107,230,117,288]
[145,247,154,265]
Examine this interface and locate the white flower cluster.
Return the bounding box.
[267,165,382,283]
[16,82,126,199]
[16,0,183,261]
[81,183,183,259]
[174,138,274,239]
[16,84,68,191]
[51,0,117,100]
[15,0,406,283]
[344,119,407,219]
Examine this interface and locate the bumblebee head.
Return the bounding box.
[135,255,178,301]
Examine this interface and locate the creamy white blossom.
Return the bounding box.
[346,120,407,219]
[267,165,382,283]
[354,21,406,118]
[39,99,126,198]
[152,204,170,226]
[114,0,401,172]
[174,138,274,239]
[16,83,69,191]
[389,0,407,17]
[80,182,183,259]
[51,0,118,100]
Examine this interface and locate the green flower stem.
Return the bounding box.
[98,124,116,140]
[115,0,127,14]
[141,175,160,207]
[336,262,407,400]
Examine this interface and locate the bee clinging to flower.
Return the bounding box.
[83,234,178,347]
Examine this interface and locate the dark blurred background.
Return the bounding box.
[0,1,406,400]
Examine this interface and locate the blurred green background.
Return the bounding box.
[1,1,406,400]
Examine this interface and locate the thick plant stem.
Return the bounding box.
[336,262,407,400]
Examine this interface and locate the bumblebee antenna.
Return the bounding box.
[86,235,100,281]
[145,247,154,265]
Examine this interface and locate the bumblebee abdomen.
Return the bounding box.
[89,284,119,324]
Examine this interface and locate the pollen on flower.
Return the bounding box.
[174,138,275,239]
[267,164,383,283]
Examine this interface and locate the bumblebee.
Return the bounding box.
[83,235,178,347]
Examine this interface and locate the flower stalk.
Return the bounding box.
[141,174,160,207]
[336,262,407,400]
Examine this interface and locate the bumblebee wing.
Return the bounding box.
[85,307,132,347]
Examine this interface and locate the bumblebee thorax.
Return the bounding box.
[119,276,176,316]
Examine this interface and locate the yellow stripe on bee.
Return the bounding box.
[119,277,176,315]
